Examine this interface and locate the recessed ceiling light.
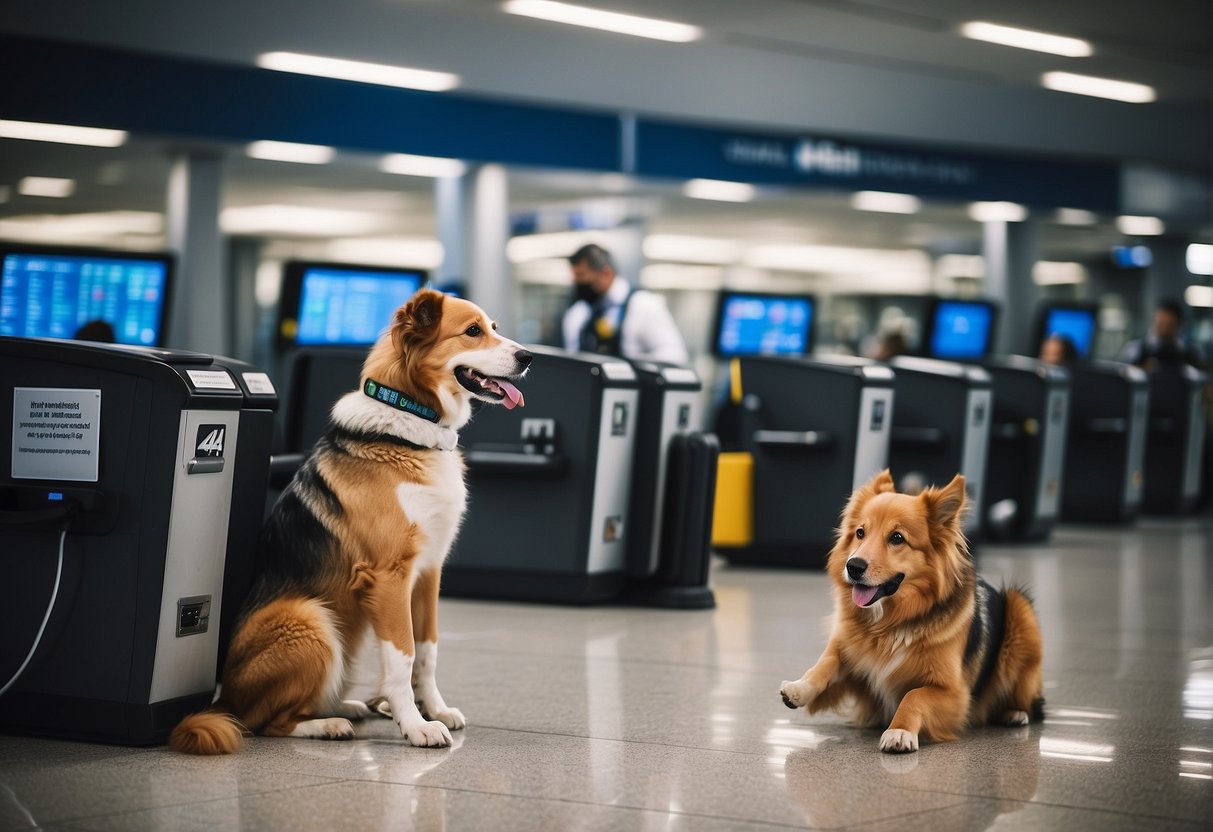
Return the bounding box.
[503,1,701,43]
[18,177,76,198]
[1042,71,1155,103]
[256,52,459,92]
[683,179,755,202]
[0,119,128,148]
[851,191,921,214]
[960,21,1091,57]
[1033,261,1087,285]
[1055,207,1098,226]
[379,153,467,178]
[1187,243,1213,276]
[968,201,1028,222]
[1185,284,1213,308]
[247,140,335,164]
[1116,215,1165,235]
[220,204,386,236]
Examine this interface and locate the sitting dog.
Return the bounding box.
[171,289,530,754]
[780,470,1044,753]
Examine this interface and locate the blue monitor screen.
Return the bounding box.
[1043,307,1097,358]
[0,251,169,345]
[928,301,994,359]
[295,267,423,346]
[715,293,813,357]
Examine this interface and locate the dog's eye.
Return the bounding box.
[889,531,905,545]
[855,527,864,539]
[465,324,482,337]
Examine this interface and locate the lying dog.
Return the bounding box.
[171,289,530,754]
[780,470,1043,753]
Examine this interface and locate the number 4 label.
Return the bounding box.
[195,424,226,457]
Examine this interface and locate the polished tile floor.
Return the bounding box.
[1,516,1210,831]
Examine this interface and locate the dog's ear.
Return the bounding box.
[922,474,966,530]
[845,468,895,516]
[394,289,445,347]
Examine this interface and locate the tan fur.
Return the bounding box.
[171,289,527,754]
[780,469,1044,753]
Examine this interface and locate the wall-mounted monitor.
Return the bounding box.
[0,245,173,346]
[713,291,815,358]
[1035,301,1098,359]
[923,298,998,360]
[277,261,426,348]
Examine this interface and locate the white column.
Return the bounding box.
[166,153,227,354]
[983,218,1039,356]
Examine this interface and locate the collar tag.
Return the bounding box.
[364,379,440,424]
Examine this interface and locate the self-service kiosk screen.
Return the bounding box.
[927,300,996,359]
[280,262,425,347]
[0,248,172,346]
[713,292,814,357]
[1041,306,1097,358]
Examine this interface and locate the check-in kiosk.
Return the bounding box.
[0,337,277,744]
[1142,365,1207,515]
[446,348,641,603]
[887,356,992,539]
[980,356,1070,541]
[1060,361,1149,523]
[716,355,894,567]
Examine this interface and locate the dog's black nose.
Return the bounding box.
[515,349,533,369]
[846,558,868,580]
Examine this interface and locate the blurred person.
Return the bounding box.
[1039,333,1078,365]
[73,319,116,343]
[1119,298,1207,371]
[873,330,909,362]
[562,243,689,365]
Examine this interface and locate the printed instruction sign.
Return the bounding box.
[12,387,102,482]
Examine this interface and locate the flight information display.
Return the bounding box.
[714,292,814,357]
[1041,306,1097,358]
[1,250,170,345]
[926,300,996,360]
[294,266,424,346]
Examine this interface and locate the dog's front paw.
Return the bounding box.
[879,728,919,754]
[403,719,453,748]
[780,680,814,709]
[429,707,466,731]
[1001,710,1030,726]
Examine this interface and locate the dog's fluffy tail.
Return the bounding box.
[169,706,246,755]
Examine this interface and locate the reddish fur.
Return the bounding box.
[783,469,1044,750]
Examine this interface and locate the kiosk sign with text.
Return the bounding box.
[12,387,102,482]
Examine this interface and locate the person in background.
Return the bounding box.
[1119,298,1207,371]
[562,243,689,365]
[73,319,116,343]
[1039,333,1078,365]
[873,329,909,362]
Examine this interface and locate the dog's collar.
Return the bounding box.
[363,379,440,424]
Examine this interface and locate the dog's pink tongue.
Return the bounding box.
[852,585,880,607]
[497,379,524,410]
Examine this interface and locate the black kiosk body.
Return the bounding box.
[1061,361,1150,523]
[0,338,277,744]
[887,356,993,539]
[1142,365,1207,515]
[980,356,1070,541]
[446,347,640,603]
[718,355,895,567]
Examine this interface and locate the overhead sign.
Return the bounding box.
[634,119,1121,211]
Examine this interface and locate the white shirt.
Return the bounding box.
[562,277,689,365]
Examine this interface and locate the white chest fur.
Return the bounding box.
[396,451,467,573]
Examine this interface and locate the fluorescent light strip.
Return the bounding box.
[247,140,335,165]
[257,51,459,92]
[852,191,921,214]
[643,234,740,264]
[969,201,1028,222]
[1116,215,1165,236]
[503,1,701,43]
[1043,71,1155,103]
[379,153,467,178]
[1056,207,1098,226]
[1033,261,1086,285]
[1187,244,1213,276]
[1185,285,1213,309]
[960,21,1091,57]
[220,204,386,236]
[0,119,128,148]
[18,177,76,198]
[683,178,755,203]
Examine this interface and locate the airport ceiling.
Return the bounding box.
[0,0,1208,262]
